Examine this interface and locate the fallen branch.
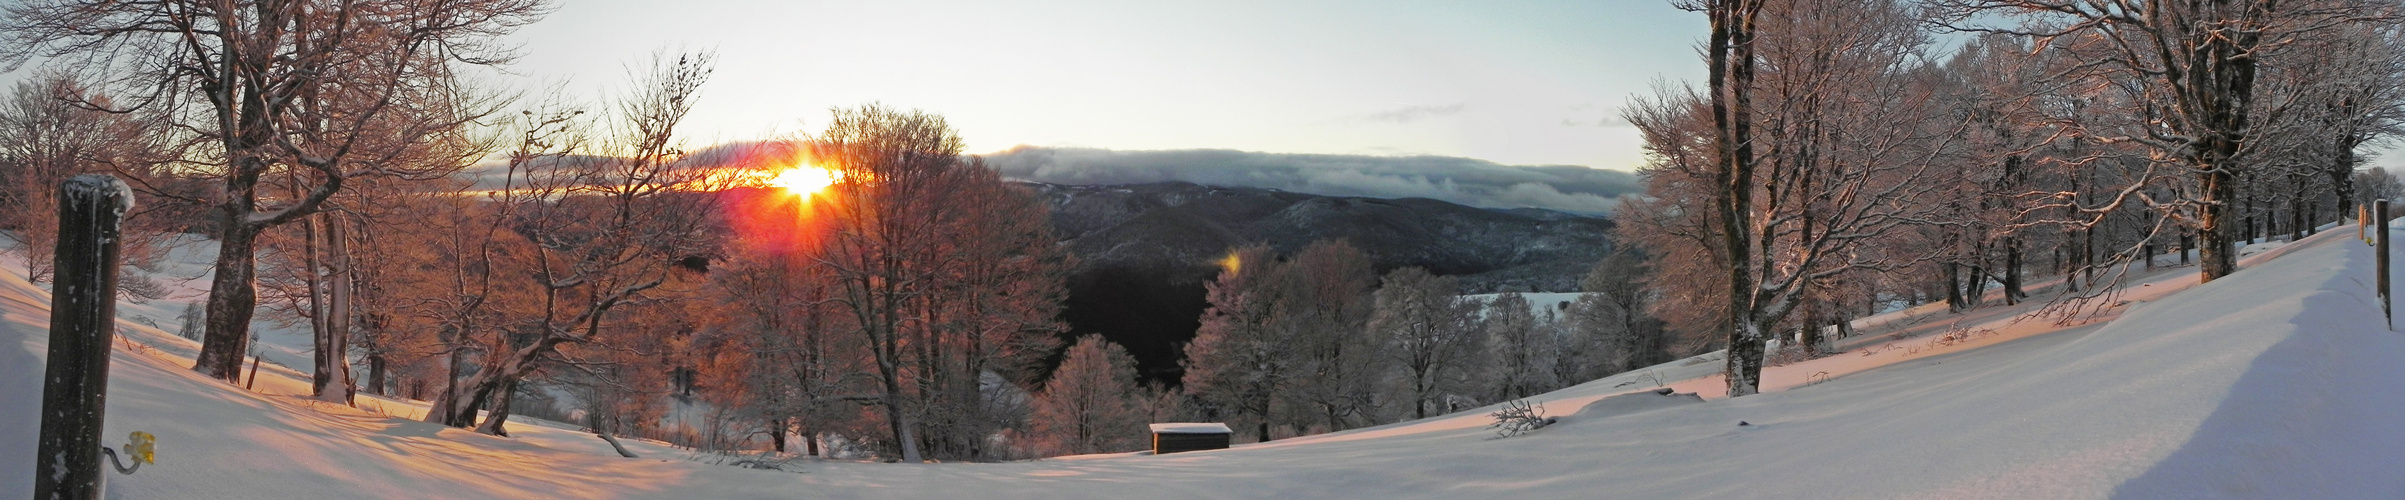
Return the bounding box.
[596,432,638,458]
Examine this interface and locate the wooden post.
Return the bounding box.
[34,174,132,500]
[2380,200,2391,330]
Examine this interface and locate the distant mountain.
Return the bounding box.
[1026,181,1615,383]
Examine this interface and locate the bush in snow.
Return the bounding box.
[1487,399,1552,439]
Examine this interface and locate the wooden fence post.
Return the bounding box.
[2380,200,2391,331]
[33,174,133,500]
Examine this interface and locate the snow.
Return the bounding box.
[1148,423,1233,435]
[59,173,135,218]
[6,226,2405,498]
[1459,292,1585,320]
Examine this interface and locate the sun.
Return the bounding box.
[765,166,839,197]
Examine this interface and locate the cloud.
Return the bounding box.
[1360,103,1467,124]
[981,146,1639,214]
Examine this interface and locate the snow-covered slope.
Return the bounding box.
[6,226,2404,498]
[1459,292,1585,320]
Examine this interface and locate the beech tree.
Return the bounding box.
[1369,267,1479,420]
[1933,0,2397,282]
[2281,19,2405,216]
[1637,0,1948,396]
[1564,250,1671,380]
[0,0,551,383]
[1181,245,1287,443]
[0,75,180,303]
[422,52,720,435]
[705,172,860,456]
[809,104,1066,462]
[2363,168,2405,204]
[1480,292,1556,402]
[1276,240,1382,433]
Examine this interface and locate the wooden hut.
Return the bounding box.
[1149,423,1232,454]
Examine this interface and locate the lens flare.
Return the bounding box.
[766,166,839,197]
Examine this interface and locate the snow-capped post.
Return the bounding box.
[33,173,133,500]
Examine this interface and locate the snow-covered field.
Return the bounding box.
[7,225,2405,498]
[1460,292,1585,320]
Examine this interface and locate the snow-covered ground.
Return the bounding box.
[7,225,2405,498]
[1460,292,1585,320]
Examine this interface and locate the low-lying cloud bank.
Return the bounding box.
[980,146,1638,214]
[456,143,1640,214]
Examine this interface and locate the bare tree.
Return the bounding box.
[1564,249,1670,380]
[2361,167,2405,204]
[1933,0,2396,282]
[808,103,1065,462]
[1675,0,1771,397]
[1275,240,1381,433]
[1029,335,1147,456]
[0,0,551,382]
[2292,20,2405,214]
[1370,267,1479,420]
[1637,0,1946,397]
[1181,245,1287,443]
[706,171,861,456]
[1481,292,1556,401]
[421,52,719,435]
[0,74,173,298]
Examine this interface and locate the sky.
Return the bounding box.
[497,0,1706,173]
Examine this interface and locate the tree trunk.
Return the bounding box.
[194,221,264,382]
[426,347,466,425]
[1707,0,1764,399]
[771,418,788,453]
[2180,231,2192,265]
[315,214,355,404]
[1944,261,1964,311]
[2199,169,2240,281]
[2242,191,2256,244]
[1724,318,1765,397]
[475,377,517,436]
[302,213,329,392]
[2003,237,2024,304]
[2082,227,2097,285]
[1414,373,1430,420]
[873,349,924,462]
[2332,133,2359,221]
[1963,260,1985,310]
[2292,189,2306,241]
[2307,200,2319,237]
[366,355,387,397]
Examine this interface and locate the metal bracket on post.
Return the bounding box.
[32,174,134,500]
[99,431,154,475]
